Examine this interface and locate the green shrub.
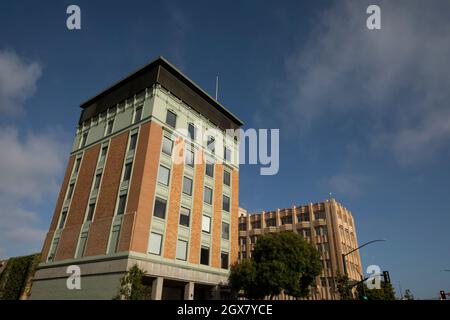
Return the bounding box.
[0,253,40,300]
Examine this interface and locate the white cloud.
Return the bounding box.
[0,127,67,200]
[283,0,450,164]
[0,49,42,114]
[0,50,69,258]
[0,127,69,258]
[319,173,372,199]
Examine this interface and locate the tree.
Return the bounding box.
[229,232,322,299]
[356,281,396,300]
[114,264,152,300]
[404,289,414,300]
[335,274,354,300]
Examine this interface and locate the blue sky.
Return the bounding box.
[0,0,449,299]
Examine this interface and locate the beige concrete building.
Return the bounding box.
[238,199,363,300]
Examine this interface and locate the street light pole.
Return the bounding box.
[342,239,386,276]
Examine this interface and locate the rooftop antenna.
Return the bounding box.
[215,75,219,101]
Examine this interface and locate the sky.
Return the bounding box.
[0,0,449,299]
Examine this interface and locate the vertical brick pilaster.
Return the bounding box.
[230,169,239,264]
[129,122,163,253]
[188,150,205,264]
[40,155,75,262]
[84,132,128,256]
[55,145,100,261]
[163,138,184,259]
[118,122,150,252]
[211,163,223,268]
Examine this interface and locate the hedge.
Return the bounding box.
[0,253,40,300]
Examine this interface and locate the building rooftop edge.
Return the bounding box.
[79,56,244,127]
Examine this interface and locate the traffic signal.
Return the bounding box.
[440,290,446,300]
[382,271,391,284]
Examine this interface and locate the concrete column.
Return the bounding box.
[292,206,297,227]
[275,209,281,226]
[261,211,266,229]
[184,281,194,300]
[211,285,220,300]
[151,277,164,300]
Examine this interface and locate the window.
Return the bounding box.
[129,134,137,151]
[239,222,247,231]
[80,132,88,148]
[176,239,188,261]
[86,204,95,221]
[298,212,310,222]
[266,218,276,227]
[158,165,170,185]
[134,106,143,123]
[302,228,311,238]
[200,246,209,265]
[223,170,231,186]
[100,146,108,163]
[123,163,132,182]
[74,158,81,174]
[281,215,292,225]
[179,207,190,227]
[223,195,230,212]
[207,136,215,153]
[93,173,102,190]
[148,232,162,255]
[76,232,88,258]
[314,211,326,220]
[166,110,177,128]
[117,195,127,215]
[106,119,114,135]
[185,147,194,167]
[58,210,68,229]
[153,197,167,219]
[222,222,230,240]
[182,176,193,195]
[202,215,211,233]
[108,226,120,254]
[162,136,173,156]
[205,160,214,178]
[315,227,322,236]
[224,147,231,162]
[66,183,74,200]
[251,221,261,229]
[221,252,229,269]
[320,277,327,287]
[188,123,196,141]
[204,186,213,204]
[47,238,59,262]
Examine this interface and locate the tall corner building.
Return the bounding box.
[31,57,243,300]
[238,199,363,300]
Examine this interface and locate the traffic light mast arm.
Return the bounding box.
[342,239,386,275]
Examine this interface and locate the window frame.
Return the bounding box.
[204,186,213,205]
[148,232,163,255]
[157,165,171,186]
[153,197,167,219]
[176,239,188,261]
[182,176,193,196]
[202,215,211,234]
[179,206,191,227]
[166,110,177,128]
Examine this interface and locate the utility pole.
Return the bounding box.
[215,75,219,101]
